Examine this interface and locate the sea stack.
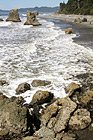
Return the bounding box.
[6,8,21,22]
[24,11,41,26]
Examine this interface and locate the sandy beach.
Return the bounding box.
[38,14,93,50]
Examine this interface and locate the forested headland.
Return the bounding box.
[58,0,93,15]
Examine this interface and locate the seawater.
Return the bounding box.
[0,13,93,103]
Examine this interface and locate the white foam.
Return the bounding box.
[0,16,93,103]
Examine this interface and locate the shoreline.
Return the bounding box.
[38,14,93,50]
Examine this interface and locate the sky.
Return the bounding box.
[0,0,68,10]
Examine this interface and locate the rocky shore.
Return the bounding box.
[0,80,93,140]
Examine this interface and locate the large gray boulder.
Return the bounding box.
[6,8,21,22]
[24,11,41,26]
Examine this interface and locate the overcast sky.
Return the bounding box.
[0,0,68,10]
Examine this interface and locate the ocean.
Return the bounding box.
[0,11,93,103]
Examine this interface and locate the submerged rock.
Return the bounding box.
[69,109,91,130]
[16,82,31,94]
[0,80,9,86]
[31,79,51,87]
[65,28,72,34]
[30,90,54,106]
[6,8,21,22]
[24,11,41,26]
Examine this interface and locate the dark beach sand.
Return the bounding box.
[38,14,93,50]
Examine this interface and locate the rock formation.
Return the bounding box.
[0,81,92,140]
[31,79,51,87]
[6,8,21,22]
[16,82,31,94]
[24,11,41,26]
[65,28,72,34]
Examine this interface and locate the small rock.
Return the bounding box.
[69,109,91,130]
[35,126,55,138]
[16,82,31,94]
[6,8,21,22]
[30,90,54,106]
[22,136,39,140]
[67,82,81,97]
[82,18,87,22]
[62,133,76,140]
[0,19,3,21]
[0,95,8,100]
[0,80,8,86]
[74,18,81,23]
[31,79,51,87]
[65,28,72,34]
[56,131,64,140]
[0,130,9,136]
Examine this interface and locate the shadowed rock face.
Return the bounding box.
[0,96,27,135]
[6,8,21,22]
[24,11,41,26]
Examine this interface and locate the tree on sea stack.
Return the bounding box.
[6,8,21,22]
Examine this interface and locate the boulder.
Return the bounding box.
[67,82,81,97]
[78,91,93,106]
[24,11,41,26]
[16,82,31,94]
[6,8,21,22]
[69,109,91,130]
[0,80,9,86]
[82,18,87,22]
[54,97,77,133]
[62,133,76,140]
[65,28,72,34]
[0,19,3,21]
[35,126,55,139]
[0,98,27,135]
[74,18,81,23]
[30,90,54,106]
[41,104,59,126]
[31,79,51,87]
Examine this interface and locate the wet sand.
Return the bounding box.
[38,14,93,50]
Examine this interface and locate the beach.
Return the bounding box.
[38,13,93,49]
